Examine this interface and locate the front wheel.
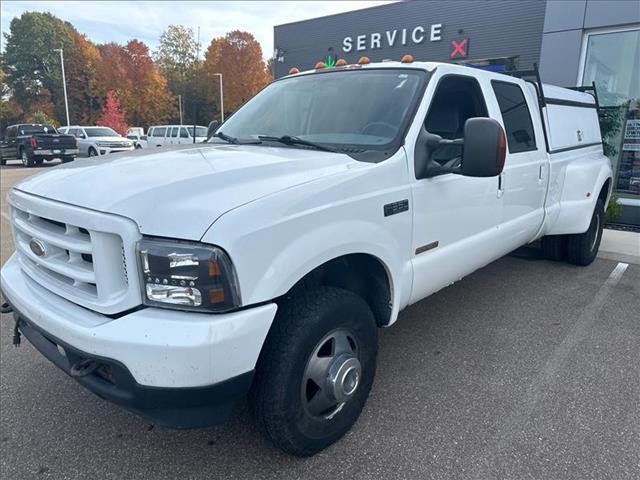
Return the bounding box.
[567,198,605,266]
[249,286,378,457]
[88,148,98,157]
[61,156,75,163]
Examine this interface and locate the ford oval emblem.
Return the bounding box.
[29,239,46,257]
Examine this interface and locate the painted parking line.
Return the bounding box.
[471,261,629,477]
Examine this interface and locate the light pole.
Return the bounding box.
[213,73,224,123]
[53,48,70,126]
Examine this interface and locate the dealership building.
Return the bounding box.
[274,0,640,225]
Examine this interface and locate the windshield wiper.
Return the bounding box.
[258,135,336,153]
[212,131,261,145]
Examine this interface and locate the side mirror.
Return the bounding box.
[207,120,220,140]
[415,117,506,179]
[78,134,86,139]
[141,135,147,141]
[460,118,506,177]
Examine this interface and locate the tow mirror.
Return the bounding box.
[207,120,220,140]
[460,118,506,177]
[416,117,506,179]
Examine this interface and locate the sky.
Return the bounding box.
[1,1,394,57]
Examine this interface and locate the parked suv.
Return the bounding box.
[147,125,208,147]
[59,126,134,157]
[2,61,612,456]
[0,124,78,167]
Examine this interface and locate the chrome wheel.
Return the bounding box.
[301,328,361,419]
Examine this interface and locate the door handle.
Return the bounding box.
[538,164,544,184]
[497,172,505,198]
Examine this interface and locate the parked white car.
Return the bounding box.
[2,61,611,457]
[59,126,134,157]
[147,125,208,147]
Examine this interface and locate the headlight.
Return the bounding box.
[137,238,241,312]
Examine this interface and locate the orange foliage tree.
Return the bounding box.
[96,41,175,127]
[97,90,128,134]
[202,31,271,116]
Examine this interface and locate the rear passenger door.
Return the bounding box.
[169,126,179,145]
[489,80,547,246]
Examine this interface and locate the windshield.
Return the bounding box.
[85,127,119,137]
[187,126,207,137]
[216,69,426,152]
[19,125,57,135]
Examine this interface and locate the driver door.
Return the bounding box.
[409,72,503,303]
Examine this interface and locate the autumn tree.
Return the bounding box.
[202,31,270,116]
[97,91,128,134]
[65,30,102,124]
[96,40,175,127]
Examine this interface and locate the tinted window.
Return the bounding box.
[180,127,189,138]
[491,81,536,153]
[154,127,167,137]
[171,127,179,138]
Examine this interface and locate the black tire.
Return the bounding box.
[34,157,44,166]
[135,144,142,149]
[249,286,378,457]
[541,235,567,261]
[61,156,75,163]
[0,155,5,166]
[20,148,35,167]
[88,148,98,157]
[567,198,604,266]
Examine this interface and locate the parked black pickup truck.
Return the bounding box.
[0,124,79,167]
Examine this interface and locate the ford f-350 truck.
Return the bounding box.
[1,60,611,456]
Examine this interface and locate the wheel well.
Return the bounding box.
[283,254,392,327]
[598,178,611,205]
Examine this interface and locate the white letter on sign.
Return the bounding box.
[343,37,353,52]
[371,32,381,49]
[412,26,425,44]
[430,24,442,41]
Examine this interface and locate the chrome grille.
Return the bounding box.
[9,190,142,314]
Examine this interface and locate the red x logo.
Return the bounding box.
[450,38,468,58]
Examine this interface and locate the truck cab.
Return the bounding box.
[1,60,611,457]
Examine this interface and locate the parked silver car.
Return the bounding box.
[59,126,134,157]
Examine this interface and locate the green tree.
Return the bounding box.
[154,25,199,94]
[27,111,57,126]
[2,12,74,123]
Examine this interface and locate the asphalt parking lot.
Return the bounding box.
[1,162,639,479]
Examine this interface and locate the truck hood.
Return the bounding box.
[14,144,358,240]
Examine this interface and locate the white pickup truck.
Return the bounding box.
[1,60,611,456]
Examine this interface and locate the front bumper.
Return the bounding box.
[1,254,277,427]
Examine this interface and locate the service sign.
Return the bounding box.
[342,24,443,53]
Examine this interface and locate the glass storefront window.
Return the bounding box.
[581,28,640,197]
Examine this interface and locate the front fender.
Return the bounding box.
[202,152,413,324]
